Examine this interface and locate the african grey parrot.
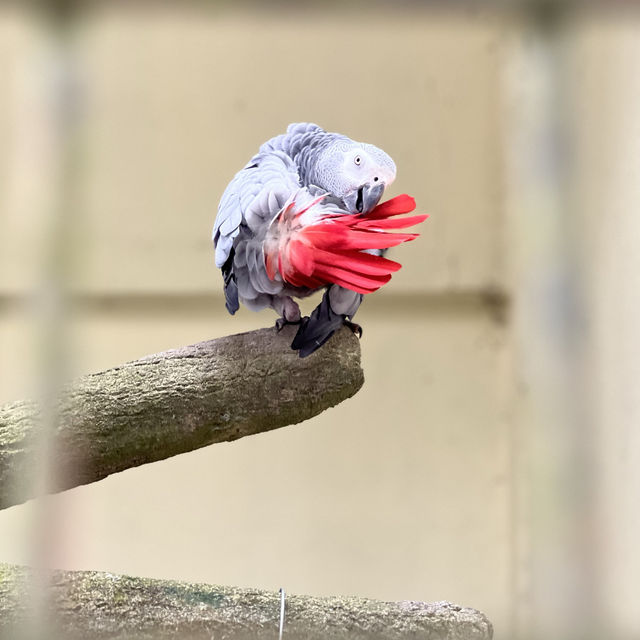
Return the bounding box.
[212,122,425,357]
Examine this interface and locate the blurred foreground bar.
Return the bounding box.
[0,563,493,640]
[0,326,363,510]
[501,3,640,638]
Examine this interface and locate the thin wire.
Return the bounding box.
[278,588,286,639]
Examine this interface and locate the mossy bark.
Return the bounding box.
[0,325,364,509]
[0,564,492,639]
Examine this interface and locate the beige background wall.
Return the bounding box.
[1,4,639,639]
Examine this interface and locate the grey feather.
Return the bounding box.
[219,204,242,236]
[215,234,235,269]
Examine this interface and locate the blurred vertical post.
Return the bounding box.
[570,10,640,638]
[502,4,602,639]
[10,1,82,637]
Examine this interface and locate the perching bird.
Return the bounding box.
[212,122,426,357]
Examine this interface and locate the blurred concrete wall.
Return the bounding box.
[1,4,639,639]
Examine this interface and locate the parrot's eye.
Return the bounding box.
[354,155,361,166]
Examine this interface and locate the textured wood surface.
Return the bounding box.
[0,325,364,509]
[0,564,493,639]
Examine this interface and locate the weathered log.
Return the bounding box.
[0,564,493,639]
[0,325,364,509]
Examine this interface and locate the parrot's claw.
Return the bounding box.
[344,320,363,339]
[275,317,303,332]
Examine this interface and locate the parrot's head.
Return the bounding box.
[312,139,396,214]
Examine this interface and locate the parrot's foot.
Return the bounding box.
[275,316,303,332]
[344,319,363,338]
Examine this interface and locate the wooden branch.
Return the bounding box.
[0,326,364,509]
[0,564,493,639]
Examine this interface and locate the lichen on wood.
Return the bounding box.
[0,564,493,639]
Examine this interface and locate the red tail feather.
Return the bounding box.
[365,194,417,219]
[265,193,427,295]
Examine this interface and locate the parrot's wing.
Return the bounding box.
[213,151,306,314]
[212,151,301,269]
[213,123,331,272]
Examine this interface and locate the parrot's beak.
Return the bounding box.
[355,182,385,214]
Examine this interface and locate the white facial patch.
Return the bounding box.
[363,144,397,187]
